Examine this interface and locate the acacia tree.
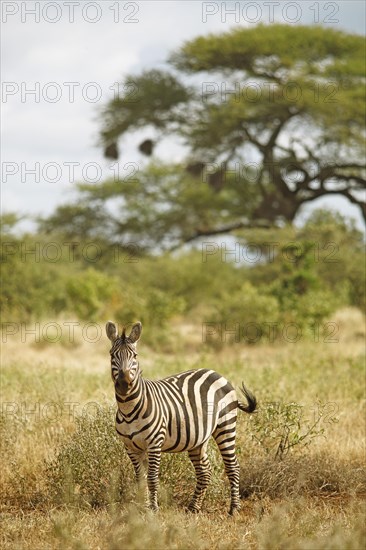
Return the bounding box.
[44,25,365,248]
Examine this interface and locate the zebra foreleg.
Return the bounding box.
[126,448,145,485]
[147,449,162,512]
[188,443,212,513]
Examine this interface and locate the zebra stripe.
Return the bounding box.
[106,321,256,514]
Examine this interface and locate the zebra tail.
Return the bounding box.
[238,383,257,413]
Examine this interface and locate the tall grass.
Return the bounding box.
[1,309,365,549]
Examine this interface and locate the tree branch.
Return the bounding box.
[266,109,300,150]
[300,188,366,221]
[170,219,272,250]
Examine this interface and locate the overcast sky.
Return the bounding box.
[1,1,365,231]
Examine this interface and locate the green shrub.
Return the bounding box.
[205,281,280,346]
[248,400,338,459]
[46,406,132,508]
[0,235,68,321]
[65,269,120,321]
[114,287,186,329]
[278,287,345,331]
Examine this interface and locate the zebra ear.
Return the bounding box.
[129,322,142,343]
[106,321,118,343]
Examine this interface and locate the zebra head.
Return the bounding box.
[106,321,142,397]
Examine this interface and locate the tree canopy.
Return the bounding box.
[43,24,365,248]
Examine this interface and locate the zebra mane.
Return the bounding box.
[119,327,134,346]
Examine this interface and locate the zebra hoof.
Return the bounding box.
[187,503,201,514]
[228,506,241,516]
[147,504,159,513]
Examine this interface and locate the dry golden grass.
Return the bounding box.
[1,498,365,550]
[1,308,365,549]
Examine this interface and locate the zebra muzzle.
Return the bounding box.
[116,373,130,395]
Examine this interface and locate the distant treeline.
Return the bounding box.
[1,210,364,345]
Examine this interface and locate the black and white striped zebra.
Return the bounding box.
[106,321,257,514]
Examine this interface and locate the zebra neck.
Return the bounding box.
[116,375,146,417]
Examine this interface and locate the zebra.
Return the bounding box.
[106,320,257,514]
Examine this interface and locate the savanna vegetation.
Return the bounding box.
[1,305,365,549]
[1,211,365,336]
[1,23,365,550]
[1,209,365,549]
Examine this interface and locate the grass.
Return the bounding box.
[1,308,365,549]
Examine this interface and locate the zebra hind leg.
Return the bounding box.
[187,442,211,513]
[213,416,241,515]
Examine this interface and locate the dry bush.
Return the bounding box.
[45,407,133,508]
[240,452,366,500]
[0,409,53,511]
[254,497,366,550]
